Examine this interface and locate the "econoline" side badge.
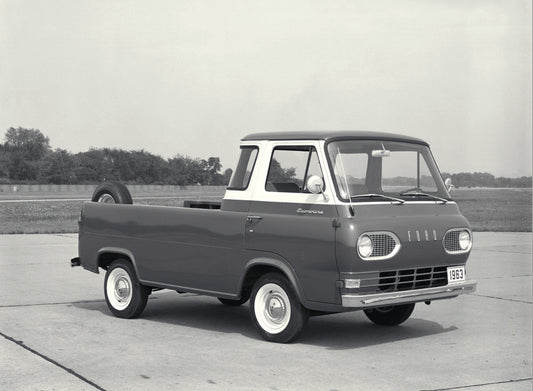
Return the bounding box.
[296,208,324,215]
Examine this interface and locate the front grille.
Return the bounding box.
[443,230,462,253]
[355,266,449,293]
[377,266,448,292]
[368,233,397,258]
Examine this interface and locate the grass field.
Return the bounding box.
[0,187,530,234]
[452,188,532,232]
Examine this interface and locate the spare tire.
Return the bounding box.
[92,182,133,204]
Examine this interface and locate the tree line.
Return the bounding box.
[0,127,531,188]
[0,127,232,185]
[440,172,531,189]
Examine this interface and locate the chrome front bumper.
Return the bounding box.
[341,280,477,309]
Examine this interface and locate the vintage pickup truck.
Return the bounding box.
[71,131,476,343]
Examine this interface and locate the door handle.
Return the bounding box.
[246,215,262,223]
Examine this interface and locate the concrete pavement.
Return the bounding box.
[0,232,531,390]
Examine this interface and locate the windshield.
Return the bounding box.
[327,140,450,202]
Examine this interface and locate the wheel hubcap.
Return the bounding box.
[114,277,131,303]
[266,294,287,324]
[98,193,115,203]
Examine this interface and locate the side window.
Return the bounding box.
[266,147,324,193]
[302,150,324,192]
[228,146,258,190]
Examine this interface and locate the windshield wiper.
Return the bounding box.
[400,191,448,204]
[350,194,405,204]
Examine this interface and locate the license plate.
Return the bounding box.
[447,266,465,283]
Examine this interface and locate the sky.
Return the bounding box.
[0,0,531,177]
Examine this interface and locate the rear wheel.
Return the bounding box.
[364,303,415,326]
[92,182,132,204]
[104,260,150,318]
[218,297,249,306]
[250,273,308,343]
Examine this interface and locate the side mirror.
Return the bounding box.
[445,177,454,192]
[306,175,329,202]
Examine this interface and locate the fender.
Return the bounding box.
[241,254,306,304]
[96,247,140,277]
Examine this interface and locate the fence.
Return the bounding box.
[0,184,227,196]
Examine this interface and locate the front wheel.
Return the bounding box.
[250,273,308,343]
[104,260,150,318]
[364,303,415,326]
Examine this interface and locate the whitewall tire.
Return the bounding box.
[250,273,308,343]
[104,260,150,318]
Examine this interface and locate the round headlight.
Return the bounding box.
[458,230,472,251]
[357,235,373,258]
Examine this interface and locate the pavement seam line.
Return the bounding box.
[475,275,532,280]
[470,293,532,304]
[0,331,107,391]
[476,249,532,255]
[0,295,168,310]
[0,299,105,309]
[419,377,532,391]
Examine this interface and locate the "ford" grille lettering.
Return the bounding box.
[408,229,438,242]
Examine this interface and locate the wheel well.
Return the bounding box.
[241,265,294,299]
[98,252,131,271]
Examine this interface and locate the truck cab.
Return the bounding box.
[225,131,475,310]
